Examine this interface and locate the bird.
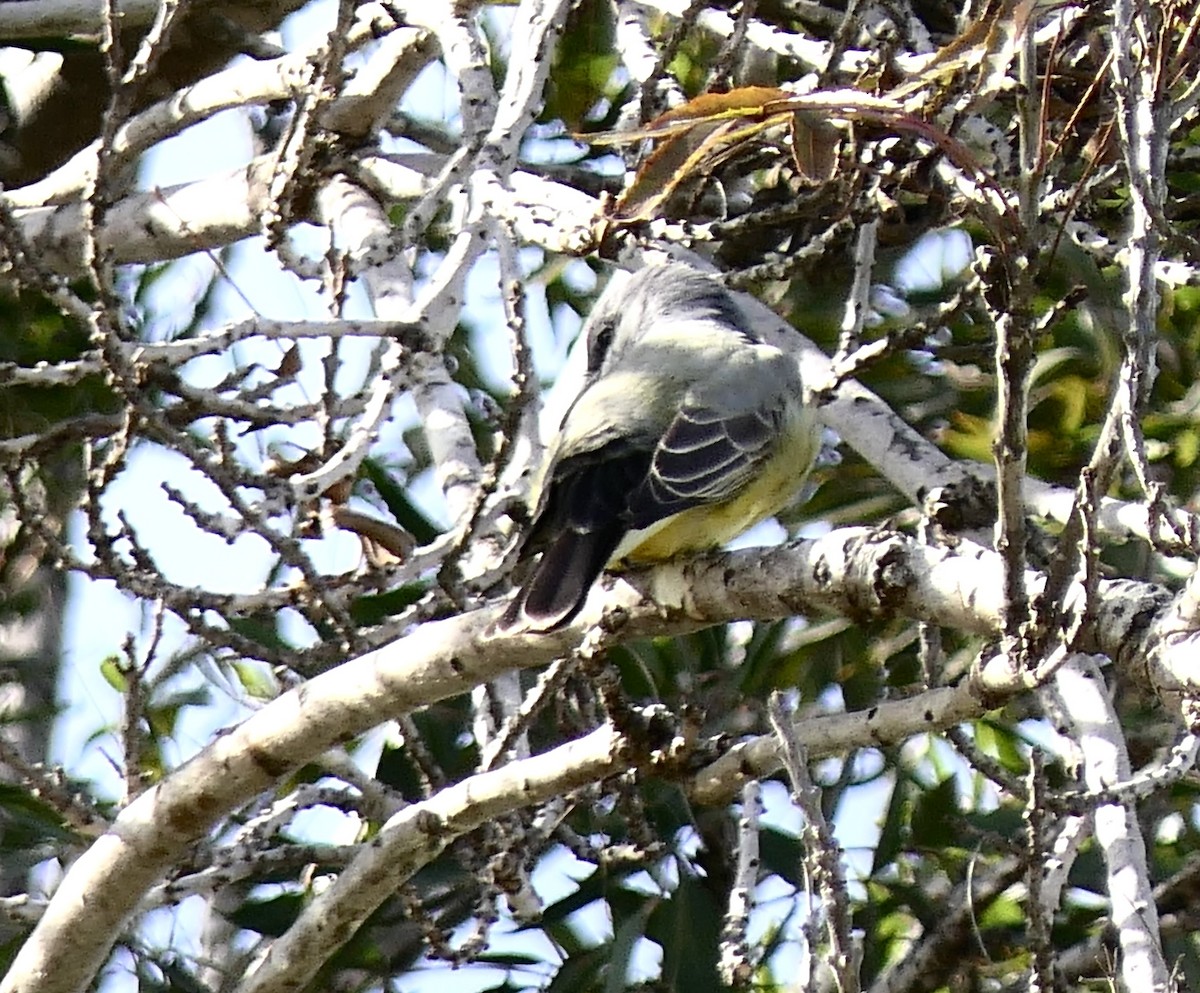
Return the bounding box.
[501,263,820,632]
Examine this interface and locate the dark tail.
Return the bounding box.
[501,524,623,632]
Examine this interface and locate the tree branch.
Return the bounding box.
[3,522,1194,993]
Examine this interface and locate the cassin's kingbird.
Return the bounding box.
[502,263,819,631]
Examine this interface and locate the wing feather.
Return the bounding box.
[627,394,785,529]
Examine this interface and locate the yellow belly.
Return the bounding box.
[616,404,819,565]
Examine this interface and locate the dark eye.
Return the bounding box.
[586,319,616,373]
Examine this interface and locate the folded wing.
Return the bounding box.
[504,342,801,632]
[628,399,783,528]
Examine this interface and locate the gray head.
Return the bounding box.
[582,265,753,377]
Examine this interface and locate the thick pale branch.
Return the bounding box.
[6,16,435,208]
[14,157,277,273]
[0,0,194,35]
[239,724,625,993]
[692,679,988,805]
[3,525,1193,993]
[1051,659,1170,991]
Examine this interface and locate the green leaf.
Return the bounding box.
[226,893,305,937]
[545,946,610,993]
[99,655,128,693]
[0,783,77,847]
[974,720,1028,774]
[542,0,619,131]
[978,889,1024,929]
[472,952,545,967]
[227,614,290,653]
[606,896,655,993]
[758,825,804,889]
[646,875,722,993]
[910,776,959,849]
[349,582,431,625]
[540,870,612,930]
[361,457,442,544]
[230,660,277,700]
[872,769,912,875]
[145,687,211,738]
